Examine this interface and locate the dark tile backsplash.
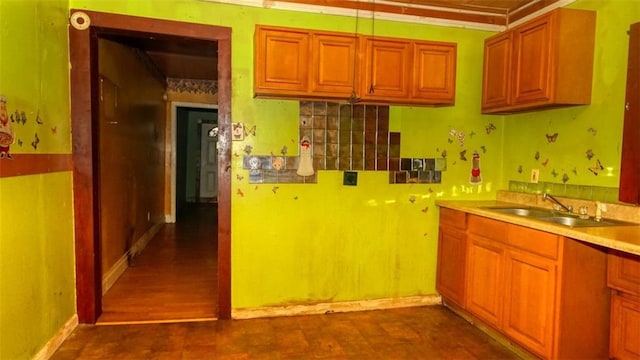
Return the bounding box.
[242,101,445,184]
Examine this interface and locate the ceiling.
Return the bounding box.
[103,0,567,83]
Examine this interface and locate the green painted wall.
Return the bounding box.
[1,0,638,356]
[71,0,640,309]
[69,0,499,309]
[0,1,75,358]
[503,1,640,189]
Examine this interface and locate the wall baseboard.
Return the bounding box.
[232,294,442,319]
[102,223,163,295]
[32,314,78,360]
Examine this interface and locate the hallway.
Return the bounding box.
[98,203,218,324]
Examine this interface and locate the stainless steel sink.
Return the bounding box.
[536,215,636,227]
[484,206,637,227]
[489,207,554,217]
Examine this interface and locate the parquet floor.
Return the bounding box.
[52,306,520,359]
[98,203,218,323]
[55,202,521,359]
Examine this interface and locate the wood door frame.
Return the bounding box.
[69,10,232,323]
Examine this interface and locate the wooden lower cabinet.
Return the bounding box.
[610,294,640,359]
[503,248,556,358]
[456,214,610,359]
[436,208,467,307]
[466,234,504,328]
[609,251,640,359]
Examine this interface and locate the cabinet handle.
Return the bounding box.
[626,102,630,110]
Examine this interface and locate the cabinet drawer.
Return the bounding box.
[468,215,507,242]
[439,208,467,230]
[609,250,640,296]
[507,225,560,260]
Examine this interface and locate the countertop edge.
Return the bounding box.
[436,200,640,257]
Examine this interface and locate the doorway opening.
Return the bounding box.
[69,10,232,323]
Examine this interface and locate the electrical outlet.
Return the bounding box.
[531,169,539,183]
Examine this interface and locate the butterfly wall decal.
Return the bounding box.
[460,149,467,161]
[586,149,594,160]
[31,133,39,150]
[485,123,497,134]
[542,158,549,167]
[236,189,244,197]
[546,133,559,143]
[588,159,604,175]
[244,125,256,137]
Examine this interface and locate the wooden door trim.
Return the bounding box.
[69,9,232,323]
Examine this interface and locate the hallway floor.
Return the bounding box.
[99,203,218,323]
[52,306,520,359]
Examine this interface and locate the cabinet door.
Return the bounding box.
[412,42,456,104]
[482,32,512,110]
[254,27,309,94]
[311,33,359,97]
[503,249,557,358]
[512,14,552,105]
[609,250,640,297]
[466,234,504,328]
[361,38,411,99]
[619,22,640,204]
[436,225,466,307]
[610,294,640,360]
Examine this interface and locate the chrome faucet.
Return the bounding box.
[542,193,573,213]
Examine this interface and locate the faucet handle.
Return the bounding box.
[595,202,607,221]
[579,206,589,219]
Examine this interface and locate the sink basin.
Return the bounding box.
[488,207,554,217]
[484,206,638,227]
[537,216,637,227]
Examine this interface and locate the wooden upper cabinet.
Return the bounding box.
[310,33,359,97]
[254,25,457,106]
[481,8,596,114]
[254,26,357,99]
[619,22,640,205]
[254,26,309,95]
[361,37,457,105]
[361,37,412,100]
[412,42,457,105]
[482,32,512,109]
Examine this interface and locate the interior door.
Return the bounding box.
[199,123,218,200]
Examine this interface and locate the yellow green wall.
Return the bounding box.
[67,0,640,310]
[503,1,640,188]
[4,0,640,356]
[69,0,499,309]
[0,0,75,359]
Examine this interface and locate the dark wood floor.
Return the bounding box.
[53,306,520,359]
[55,202,521,359]
[99,203,218,323]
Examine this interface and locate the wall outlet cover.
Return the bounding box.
[531,168,540,183]
[343,171,358,186]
